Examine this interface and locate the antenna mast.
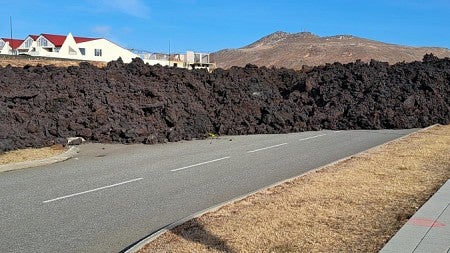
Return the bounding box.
[10,16,13,55]
[10,16,13,40]
[168,40,171,67]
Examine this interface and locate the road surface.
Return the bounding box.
[0,129,417,252]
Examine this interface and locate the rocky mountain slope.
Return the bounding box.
[211,31,450,69]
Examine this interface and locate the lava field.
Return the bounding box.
[0,54,449,153]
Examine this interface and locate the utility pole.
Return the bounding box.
[168,40,171,67]
[9,16,13,55]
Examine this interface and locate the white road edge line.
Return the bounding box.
[299,134,327,141]
[171,157,231,172]
[247,143,288,154]
[43,178,144,203]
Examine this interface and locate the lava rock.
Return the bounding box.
[0,54,449,153]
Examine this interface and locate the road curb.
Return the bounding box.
[124,125,440,253]
[0,146,79,173]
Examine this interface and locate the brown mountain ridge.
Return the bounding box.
[211,31,450,69]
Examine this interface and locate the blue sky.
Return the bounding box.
[1,0,449,53]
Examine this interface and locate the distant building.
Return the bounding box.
[16,35,39,55]
[0,38,24,55]
[13,33,138,63]
[1,32,215,70]
[135,50,215,70]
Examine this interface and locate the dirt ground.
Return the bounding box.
[0,144,66,165]
[0,56,106,68]
[138,124,450,253]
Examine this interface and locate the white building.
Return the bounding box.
[16,35,38,55]
[14,33,138,63]
[136,50,215,70]
[1,32,215,70]
[0,38,24,55]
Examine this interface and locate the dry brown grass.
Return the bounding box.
[0,144,67,165]
[0,58,106,68]
[139,125,450,253]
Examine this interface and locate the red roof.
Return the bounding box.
[74,36,98,43]
[1,38,24,49]
[40,33,98,47]
[40,34,67,47]
[29,35,39,40]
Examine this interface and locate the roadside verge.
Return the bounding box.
[132,124,450,252]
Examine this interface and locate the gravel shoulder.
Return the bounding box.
[138,124,450,253]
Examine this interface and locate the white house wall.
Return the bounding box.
[0,42,12,54]
[35,36,56,50]
[77,39,138,63]
[29,35,57,57]
[143,59,170,66]
[17,36,36,53]
[29,47,56,57]
[59,33,82,58]
[142,59,186,67]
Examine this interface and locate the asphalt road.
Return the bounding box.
[0,129,417,253]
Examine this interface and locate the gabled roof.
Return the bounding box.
[40,33,99,47]
[40,33,66,47]
[1,38,24,49]
[17,35,40,48]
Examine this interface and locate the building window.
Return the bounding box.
[38,37,48,47]
[95,49,102,57]
[25,38,33,48]
[0,41,4,49]
[79,48,86,56]
[68,47,77,55]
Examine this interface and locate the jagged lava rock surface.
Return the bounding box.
[0,55,449,152]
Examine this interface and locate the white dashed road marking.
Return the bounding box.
[246,143,288,153]
[171,156,231,172]
[43,178,144,203]
[299,134,327,141]
[43,134,328,203]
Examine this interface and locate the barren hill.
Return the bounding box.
[211,31,450,69]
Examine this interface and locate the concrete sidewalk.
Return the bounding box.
[380,179,450,253]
